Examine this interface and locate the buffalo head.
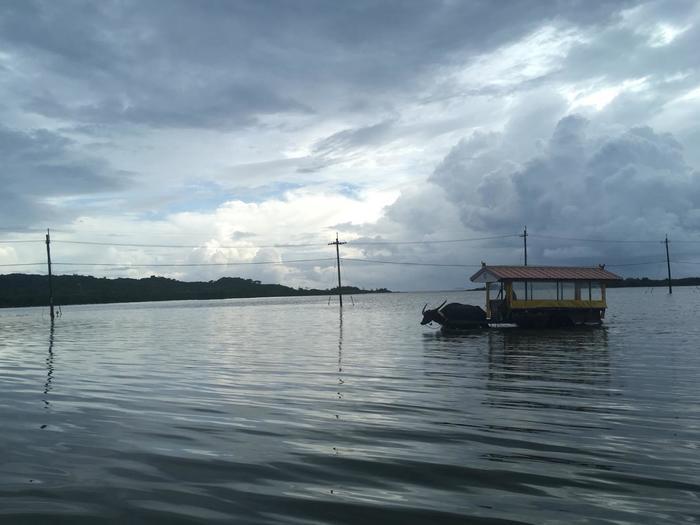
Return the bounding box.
[420,300,447,325]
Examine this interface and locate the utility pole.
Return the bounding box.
[665,235,672,295]
[45,229,55,322]
[520,226,528,266]
[328,233,347,307]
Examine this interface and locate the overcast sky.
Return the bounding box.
[2,0,700,290]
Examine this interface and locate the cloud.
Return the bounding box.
[311,120,396,157]
[297,110,700,289]
[2,186,399,286]
[460,116,699,240]
[26,85,311,130]
[0,125,129,227]
[230,231,256,241]
[298,120,397,173]
[0,0,633,131]
[550,2,700,116]
[370,113,700,278]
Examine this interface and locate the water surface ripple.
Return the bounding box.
[1,289,699,523]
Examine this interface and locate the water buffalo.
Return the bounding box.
[421,301,488,329]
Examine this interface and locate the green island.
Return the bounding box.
[606,277,700,288]
[0,273,390,308]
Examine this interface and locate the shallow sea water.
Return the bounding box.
[1,288,699,524]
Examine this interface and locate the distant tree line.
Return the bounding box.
[607,277,700,288]
[0,273,390,308]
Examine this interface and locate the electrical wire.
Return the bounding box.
[0,256,677,270]
[0,240,44,244]
[341,258,481,268]
[606,261,667,267]
[5,232,700,246]
[53,268,140,274]
[529,234,700,244]
[50,234,520,249]
[1,258,669,270]
[346,234,520,246]
[47,257,336,268]
[0,231,697,272]
[51,240,325,249]
[341,258,668,269]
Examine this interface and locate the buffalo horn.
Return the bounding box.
[422,303,428,314]
[437,300,447,310]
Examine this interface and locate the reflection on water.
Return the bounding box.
[43,321,55,412]
[331,308,343,495]
[486,328,611,390]
[0,289,699,524]
[337,307,344,400]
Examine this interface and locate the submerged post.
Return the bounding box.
[328,233,347,307]
[485,282,491,319]
[665,235,672,294]
[45,228,55,321]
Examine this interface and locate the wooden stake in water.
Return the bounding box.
[45,229,55,321]
[328,233,346,307]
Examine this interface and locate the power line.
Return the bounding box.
[342,258,668,269]
[530,234,687,244]
[342,257,481,268]
[53,267,153,274]
[0,257,677,270]
[0,240,44,244]
[46,257,336,268]
[347,234,519,246]
[50,234,520,249]
[55,240,215,248]
[1,230,698,272]
[606,261,667,267]
[0,259,670,270]
[5,233,522,249]
[6,232,700,247]
[51,240,325,249]
[2,258,478,269]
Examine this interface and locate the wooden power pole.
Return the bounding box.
[665,235,672,294]
[45,229,55,321]
[328,233,347,307]
[520,226,528,266]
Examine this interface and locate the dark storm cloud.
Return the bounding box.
[0,0,635,130]
[27,85,310,130]
[0,125,129,227]
[422,115,700,259]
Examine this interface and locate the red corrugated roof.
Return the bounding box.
[470,265,622,282]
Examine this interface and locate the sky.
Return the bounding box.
[2,0,700,291]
